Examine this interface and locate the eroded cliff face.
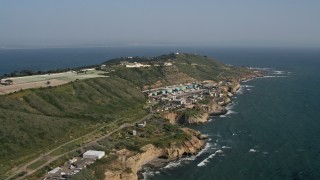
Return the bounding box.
[163,112,179,124]
[184,112,209,124]
[229,82,241,93]
[104,128,205,180]
[208,102,227,116]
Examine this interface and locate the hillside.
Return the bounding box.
[106,53,254,89]
[0,77,147,177]
[0,53,259,179]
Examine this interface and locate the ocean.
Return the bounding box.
[1,47,320,179]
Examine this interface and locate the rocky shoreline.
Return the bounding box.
[103,74,265,180]
[104,128,206,180]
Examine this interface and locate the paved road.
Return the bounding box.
[6,114,152,180]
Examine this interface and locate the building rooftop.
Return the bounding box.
[83,150,105,157]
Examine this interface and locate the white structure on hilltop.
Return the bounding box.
[164,62,173,66]
[126,62,151,68]
[83,150,105,160]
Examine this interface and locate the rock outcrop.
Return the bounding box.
[184,112,209,124]
[229,82,241,93]
[163,112,179,124]
[208,101,227,116]
[104,128,206,180]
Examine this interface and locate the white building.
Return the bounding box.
[83,150,105,160]
[48,167,62,174]
[126,62,150,68]
[137,121,146,128]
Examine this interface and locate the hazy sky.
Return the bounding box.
[1,0,320,48]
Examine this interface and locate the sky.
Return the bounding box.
[1,0,320,48]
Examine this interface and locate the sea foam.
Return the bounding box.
[197,150,224,167]
[163,142,213,169]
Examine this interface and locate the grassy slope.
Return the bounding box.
[174,54,252,81]
[0,76,146,176]
[109,54,252,89]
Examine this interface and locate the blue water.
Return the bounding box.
[1,47,320,179]
[0,47,189,75]
[147,48,320,180]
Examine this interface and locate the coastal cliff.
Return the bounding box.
[104,128,206,180]
[184,112,209,124]
[208,101,228,116]
[229,82,241,93]
[163,112,179,124]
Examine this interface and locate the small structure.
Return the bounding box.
[83,150,105,160]
[173,99,186,105]
[137,121,146,128]
[100,64,107,70]
[48,167,62,175]
[126,62,150,68]
[69,158,78,164]
[132,130,137,136]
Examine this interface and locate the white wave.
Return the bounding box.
[258,76,277,78]
[163,142,213,169]
[247,88,252,91]
[197,158,209,167]
[222,146,232,149]
[163,159,183,169]
[273,70,285,75]
[245,85,255,88]
[220,115,227,118]
[142,171,155,179]
[260,67,274,70]
[226,101,238,110]
[226,110,237,115]
[197,150,223,167]
[237,86,245,94]
[257,75,288,79]
[249,149,257,153]
[196,142,213,157]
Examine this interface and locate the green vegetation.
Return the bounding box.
[0,76,146,176]
[185,108,203,118]
[0,53,256,178]
[174,54,252,81]
[27,159,47,170]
